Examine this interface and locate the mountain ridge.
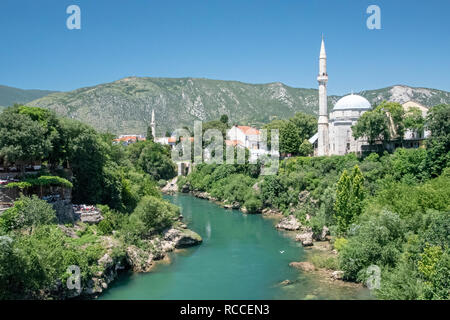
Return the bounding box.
[11,77,450,135]
[0,84,56,109]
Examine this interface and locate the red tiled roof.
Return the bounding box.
[225,140,244,146]
[237,125,260,135]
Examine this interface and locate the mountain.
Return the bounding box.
[0,85,55,109]
[27,77,450,136]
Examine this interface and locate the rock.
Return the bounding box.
[276,215,301,231]
[125,245,154,273]
[331,270,344,280]
[241,207,248,213]
[313,225,330,241]
[321,226,330,240]
[98,253,114,269]
[262,208,283,216]
[289,262,315,272]
[161,177,178,193]
[80,211,103,224]
[52,200,77,224]
[163,228,202,249]
[179,223,188,229]
[279,279,292,286]
[296,230,313,246]
[181,183,190,193]
[58,225,79,238]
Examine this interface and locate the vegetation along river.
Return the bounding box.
[100,194,372,300]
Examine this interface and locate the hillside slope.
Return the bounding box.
[27,77,450,135]
[0,85,55,108]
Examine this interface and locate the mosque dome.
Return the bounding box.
[333,94,371,111]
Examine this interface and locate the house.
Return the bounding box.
[112,135,146,145]
[227,125,261,150]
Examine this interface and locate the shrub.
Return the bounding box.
[244,196,263,214]
[339,211,404,282]
[310,255,338,270]
[333,237,348,252]
[0,195,56,233]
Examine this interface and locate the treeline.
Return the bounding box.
[179,104,450,300]
[0,105,178,299]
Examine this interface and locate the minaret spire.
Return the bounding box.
[150,109,156,139]
[317,35,329,156]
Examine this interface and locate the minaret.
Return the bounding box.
[150,109,156,139]
[317,36,329,156]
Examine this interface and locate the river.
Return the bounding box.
[100,194,372,300]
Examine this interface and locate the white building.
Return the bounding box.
[227,125,261,149]
[328,94,372,155]
[310,37,429,156]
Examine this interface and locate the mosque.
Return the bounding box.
[309,36,372,156]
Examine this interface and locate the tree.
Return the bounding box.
[333,165,365,234]
[137,142,176,181]
[220,114,229,125]
[263,112,316,155]
[59,118,108,204]
[352,105,390,146]
[0,110,52,174]
[425,104,450,177]
[128,196,178,237]
[0,195,56,234]
[404,107,425,134]
[298,139,313,156]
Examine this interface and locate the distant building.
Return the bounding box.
[113,135,146,145]
[310,36,429,156]
[227,125,261,150]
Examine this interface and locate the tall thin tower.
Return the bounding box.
[150,109,156,139]
[317,36,329,156]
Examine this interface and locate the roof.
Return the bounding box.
[308,132,319,144]
[236,125,260,135]
[333,94,371,111]
[225,140,244,147]
[113,135,146,142]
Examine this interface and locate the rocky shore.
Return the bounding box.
[47,212,202,299]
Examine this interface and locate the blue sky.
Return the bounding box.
[0,0,449,95]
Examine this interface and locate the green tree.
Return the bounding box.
[220,114,229,125]
[0,110,52,174]
[334,165,365,234]
[0,195,56,234]
[425,104,450,177]
[352,105,390,146]
[125,196,178,239]
[298,139,313,156]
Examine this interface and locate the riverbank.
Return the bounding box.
[100,193,371,300]
[46,216,202,299]
[166,180,366,295]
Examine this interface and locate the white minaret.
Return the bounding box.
[317,36,329,156]
[150,109,156,139]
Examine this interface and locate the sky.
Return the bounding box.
[0,0,449,95]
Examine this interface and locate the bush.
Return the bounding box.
[244,196,263,214]
[0,195,56,233]
[311,255,338,270]
[157,179,167,188]
[123,196,178,242]
[333,237,348,252]
[339,211,404,282]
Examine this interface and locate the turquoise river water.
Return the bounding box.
[100,194,372,300]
